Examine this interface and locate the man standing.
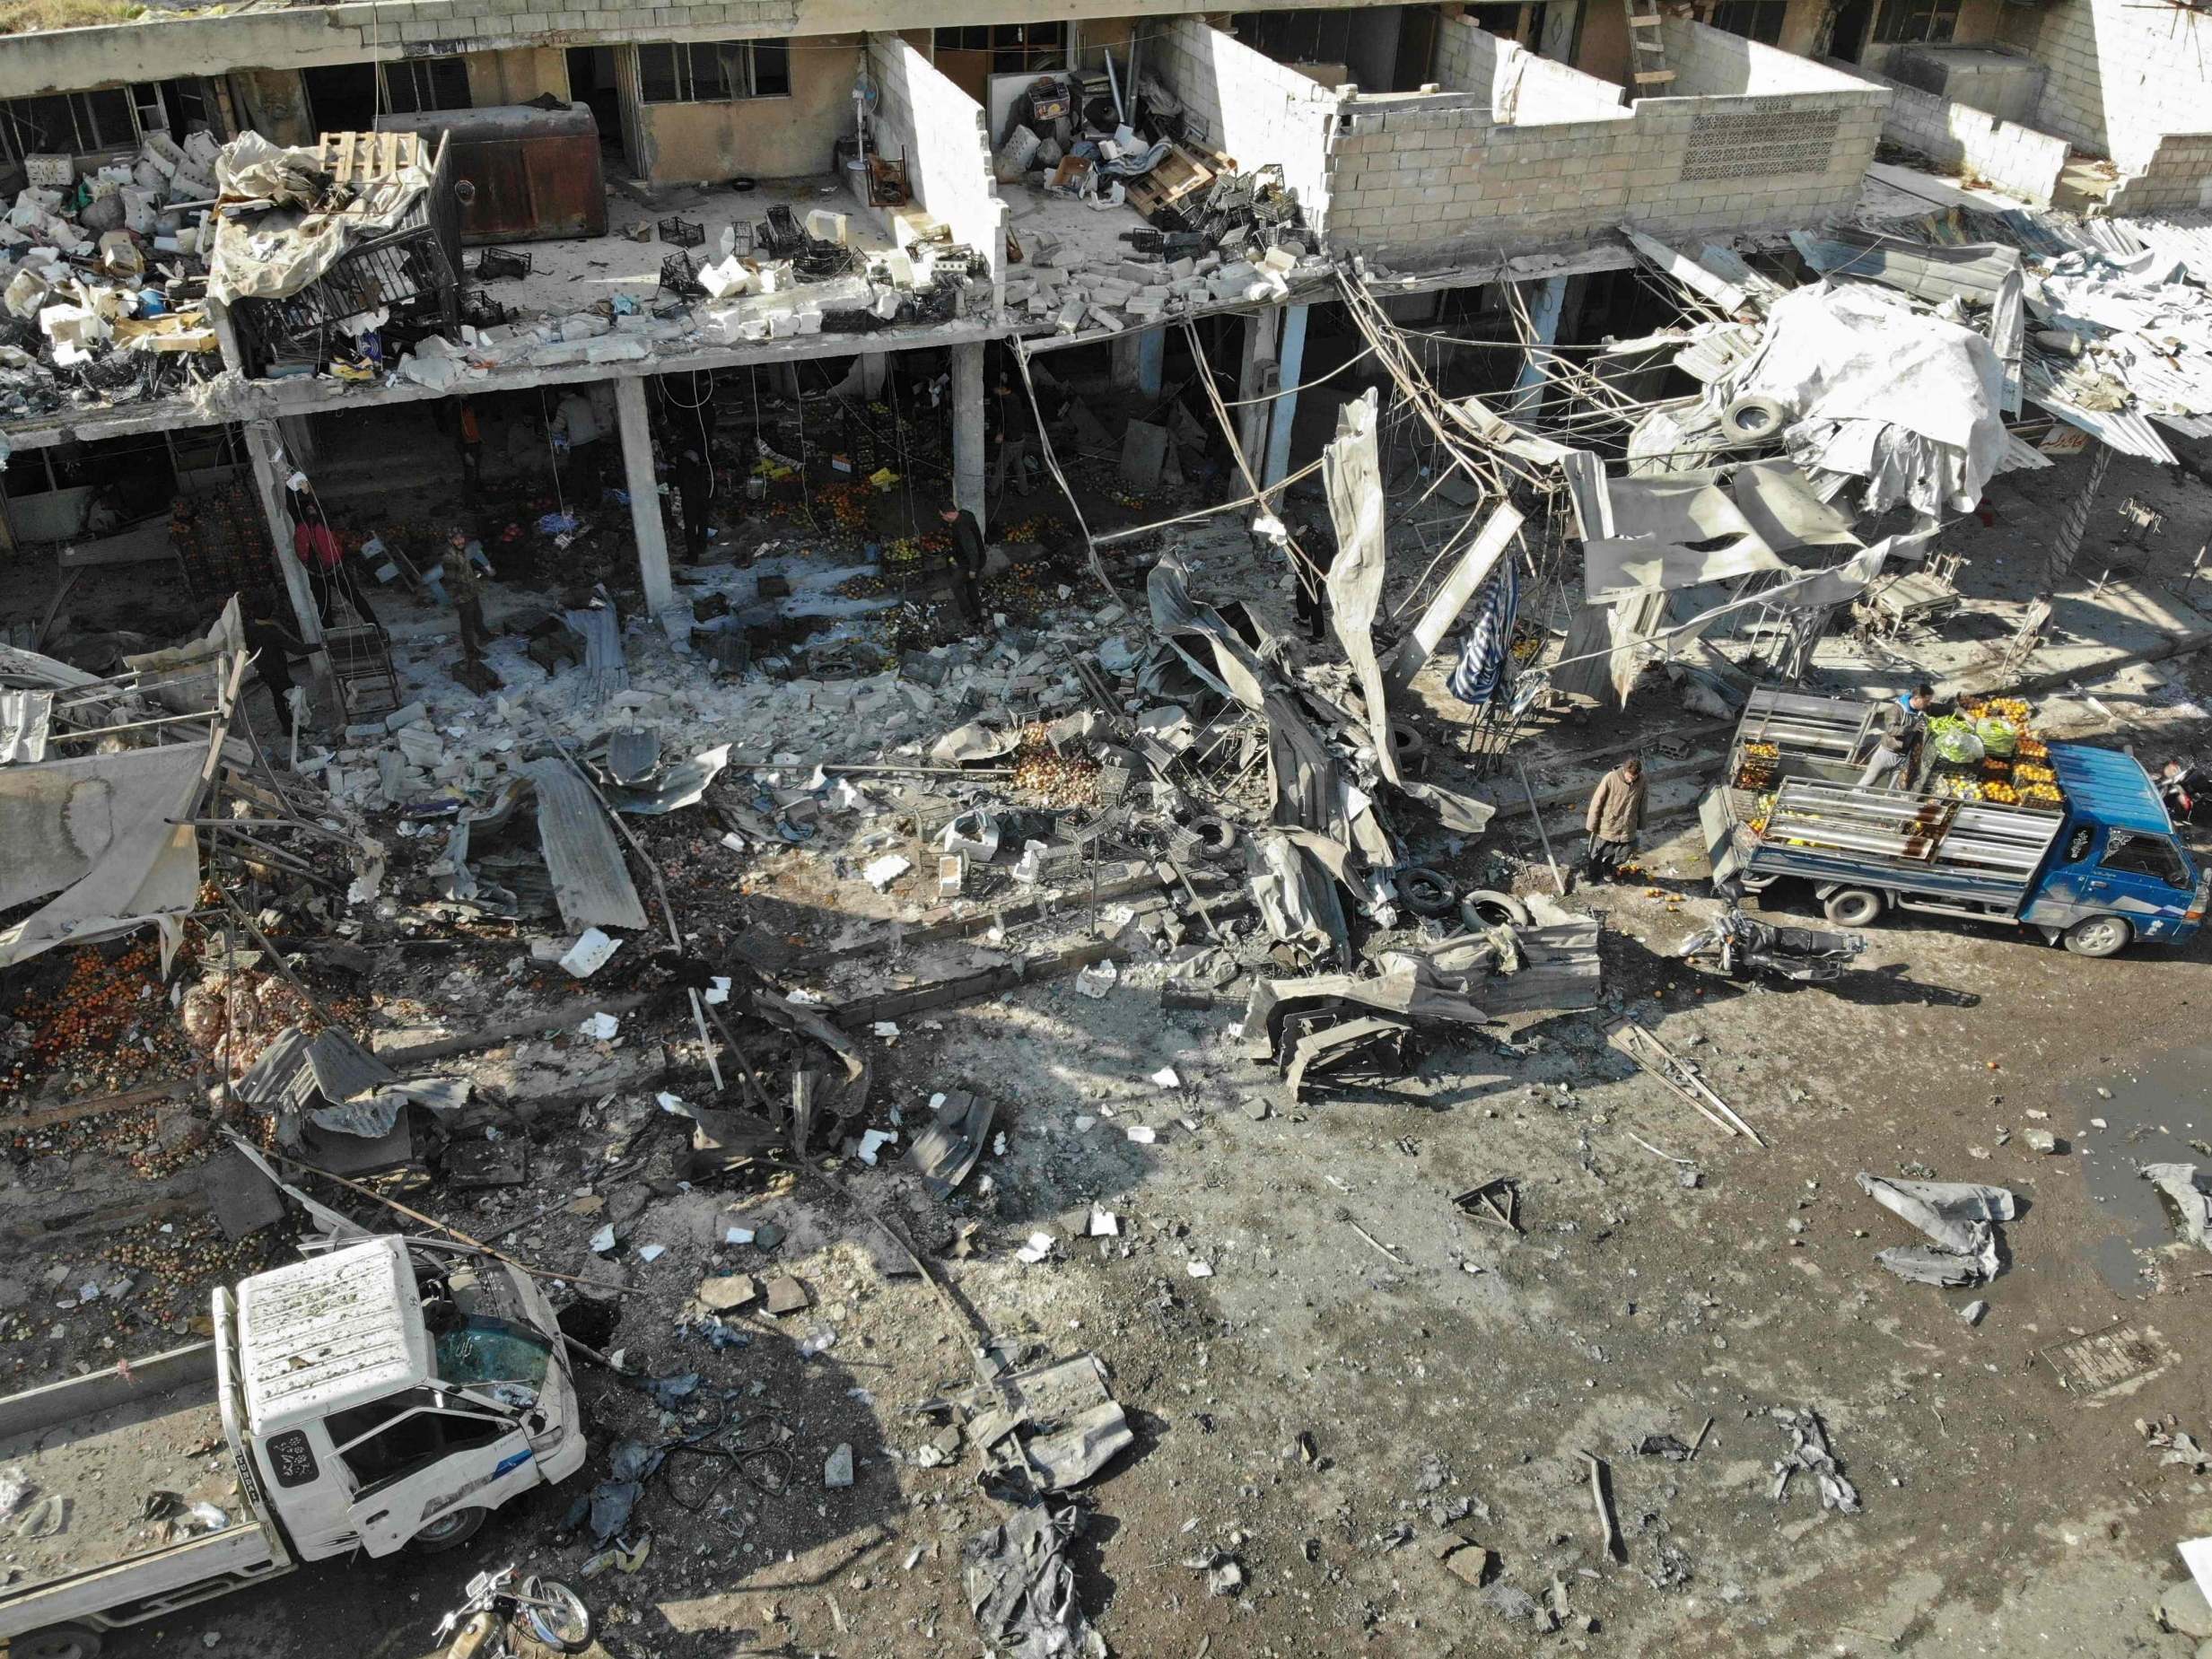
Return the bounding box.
[241,610,310,738]
[1859,683,1932,790]
[1584,755,1646,885]
[445,530,492,665]
[988,371,1036,505]
[937,502,987,629]
[672,445,713,563]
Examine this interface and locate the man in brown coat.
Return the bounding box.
[1584,756,1646,885]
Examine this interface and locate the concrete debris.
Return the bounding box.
[1770,1408,1860,1514]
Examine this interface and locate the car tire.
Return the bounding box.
[1399,867,1457,918]
[14,1628,104,1659]
[409,1505,488,1553]
[1459,889,1533,930]
[2063,914,2131,957]
[1822,888,1882,928]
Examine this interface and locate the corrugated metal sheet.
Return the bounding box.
[1672,322,1760,384]
[522,755,649,932]
[2125,214,2212,284]
[2024,360,2179,463]
[565,604,628,708]
[1995,433,2056,473]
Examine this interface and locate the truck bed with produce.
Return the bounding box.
[1701,687,2208,956]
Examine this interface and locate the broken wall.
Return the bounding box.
[634,35,861,183]
[1144,19,1336,228]
[1999,0,2212,168]
[866,32,1006,290]
[2105,132,2212,216]
[1847,59,2070,205]
[1330,19,1885,266]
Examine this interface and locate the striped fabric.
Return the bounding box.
[1446,557,1518,706]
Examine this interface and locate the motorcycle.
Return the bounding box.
[1675,907,1866,984]
[434,1564,594,1658]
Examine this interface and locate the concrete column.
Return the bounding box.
[1261,302,1310,490]
[244,418,332,712]
[1110,334,1142,390]
[1510,275,1568,418]
[1135,328,1164,397]
[950,341,986,537]
[1235,308,1280,472]
[275,415,317,469]
[615,376,676,623]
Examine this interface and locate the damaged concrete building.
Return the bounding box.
[10,0,2212,1655]
[0,0,1923,663]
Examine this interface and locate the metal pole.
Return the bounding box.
[1517,759,1566,895]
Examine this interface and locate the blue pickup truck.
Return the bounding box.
[1701,689,2208,957]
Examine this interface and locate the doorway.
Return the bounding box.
[565,46,625,159]
[302,64,378,135]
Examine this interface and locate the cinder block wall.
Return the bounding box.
[2105,133,2212,216]
[865,33,1006,293]
[1842,60,2069,205]
[1328,18,1888,267]
[1144,19,1338,227]
[2000,0,2212,168]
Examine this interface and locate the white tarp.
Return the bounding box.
[1718,284,2007,518]
[0,740,206,968]
[1321,389,1397,785]
[207,132,437,307]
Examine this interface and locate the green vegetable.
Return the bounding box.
[1976,718,2016,756]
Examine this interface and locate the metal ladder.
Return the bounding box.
[1624,0,1674,92]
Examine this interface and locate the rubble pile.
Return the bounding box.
[0,128,223,417]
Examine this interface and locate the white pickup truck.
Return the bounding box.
[0,1236,587,1659]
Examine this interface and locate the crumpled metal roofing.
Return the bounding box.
[2024,357,2179,462]
[521,755,650,932]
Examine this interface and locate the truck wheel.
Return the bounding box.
[14,1628,104,1659]
[1823,888,1883,928]
[410,1505,487,1553]
[2063,914,2131,957]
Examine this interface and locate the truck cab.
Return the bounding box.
[2018,743,2211,955]
[234,1237,585,1559]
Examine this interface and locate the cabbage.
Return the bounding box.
[1976,718,2016,757]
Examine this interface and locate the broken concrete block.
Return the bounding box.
[697,1273,759,1312]
[1119,419,1169,491]
[805,207,849,245]
[1260,245,1298,274]
[384,701,427,731]
[824,1443,854,1489]
[1055,296,1089,335]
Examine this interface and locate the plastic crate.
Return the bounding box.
[657,215,704,249]
[23,154,73,188]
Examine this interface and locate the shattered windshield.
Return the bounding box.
[434,1315,553,1400]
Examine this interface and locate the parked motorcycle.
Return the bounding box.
[1675,907,1867,983]
[434,1564,593,1658]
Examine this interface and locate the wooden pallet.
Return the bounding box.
[1123,144,1219,219]
[315,128,423,184]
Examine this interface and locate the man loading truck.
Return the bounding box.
[0,1236,586,1658]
